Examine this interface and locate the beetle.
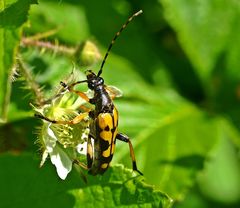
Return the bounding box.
[35,10,143,175]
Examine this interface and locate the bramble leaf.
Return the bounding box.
[0,153,173,208]
[0,0,37,121]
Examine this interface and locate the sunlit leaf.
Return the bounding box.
[160,0,238,82]
[114,101,219,201]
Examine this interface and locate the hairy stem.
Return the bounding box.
[18,58,45,105]
[21,37,76,56]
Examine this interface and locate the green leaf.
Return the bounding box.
[114,101,219,201]
[0,153,173,208]
[73,165,173,208]
[27,1,90,44]
[198,121,240,204]
[0,0,37,122]
[160,0,237,82]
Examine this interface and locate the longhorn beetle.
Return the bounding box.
[35,10,143,175]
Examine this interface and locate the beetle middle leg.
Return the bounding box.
[87,135,94,169]
[73,135,94,175]
[35,111,89,125]
[116,133,143,175]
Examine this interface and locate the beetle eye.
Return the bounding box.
[99,77,104,85]
[88,83,94,89]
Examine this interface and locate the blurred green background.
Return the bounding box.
[1,0,240,207]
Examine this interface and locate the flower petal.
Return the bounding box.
[44,124,58,153]
[50,145,72,180]
[40,150,49,167]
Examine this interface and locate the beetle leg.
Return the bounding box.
[87,135,94,169]
[78,104,93,113]
[116,133,143,175]
[41,81,90,105]
[35,112,89,125]
[60,81,90,102]
[73,159,88,169]
[72,159,88,183]
[69,89,90,102]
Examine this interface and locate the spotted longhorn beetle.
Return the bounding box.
[35,10,143,175]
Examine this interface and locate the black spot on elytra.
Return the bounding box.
[100,139,110,151]
[104,126,110,131]
[100,154,113,163]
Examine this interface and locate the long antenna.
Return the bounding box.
[97,10,143,77]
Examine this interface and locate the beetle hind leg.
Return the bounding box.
[72,159,88,183]
[116,133,143,175]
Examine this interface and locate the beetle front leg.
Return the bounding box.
[116,133,143,175]
[60,81,90,102]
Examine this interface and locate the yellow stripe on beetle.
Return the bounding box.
[102,145,112,157]
[113,129,118,140]
[113,107,118,127]
[98,113,113,130]
[111,143,115,154]
[100,131,112,141]
[101,163,109,169]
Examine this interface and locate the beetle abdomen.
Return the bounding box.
[89,107,118,175]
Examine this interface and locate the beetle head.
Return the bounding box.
[85,70,104,90]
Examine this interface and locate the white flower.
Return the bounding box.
[40,124,72,180]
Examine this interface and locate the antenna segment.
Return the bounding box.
[97,10,143,77]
